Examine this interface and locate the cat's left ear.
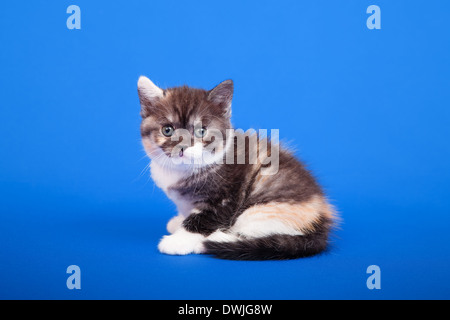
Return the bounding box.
[137,76,164,117]
[208,79,233,117]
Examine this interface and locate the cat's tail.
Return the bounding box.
[203,230,330,260]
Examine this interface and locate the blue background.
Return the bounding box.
[1,0,449,299]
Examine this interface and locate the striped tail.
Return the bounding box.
[203,230,330,260]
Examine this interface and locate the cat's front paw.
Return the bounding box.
[167,215,184,234]
[158,229,205,255]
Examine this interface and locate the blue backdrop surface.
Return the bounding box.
[1,1,449,299]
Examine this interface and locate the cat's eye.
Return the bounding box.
[194,127,207,138]
[161,125,174,137]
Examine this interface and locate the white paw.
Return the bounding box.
[167,215,184,234]
[158,229,205,255]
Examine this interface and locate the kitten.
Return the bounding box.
[137,76,337,260]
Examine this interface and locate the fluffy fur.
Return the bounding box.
[137,76,337,260]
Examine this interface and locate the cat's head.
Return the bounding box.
[137,76,233,169]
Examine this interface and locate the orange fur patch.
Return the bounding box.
[243,195,335,233]
[142,137,158,156]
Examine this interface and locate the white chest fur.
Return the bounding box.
[150,161,185,192]
[150,161,194,217]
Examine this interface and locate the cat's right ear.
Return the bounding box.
[137,76,164,117]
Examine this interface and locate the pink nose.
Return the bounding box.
[179,145,188,157]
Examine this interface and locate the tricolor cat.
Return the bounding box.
[137,76,337,260]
